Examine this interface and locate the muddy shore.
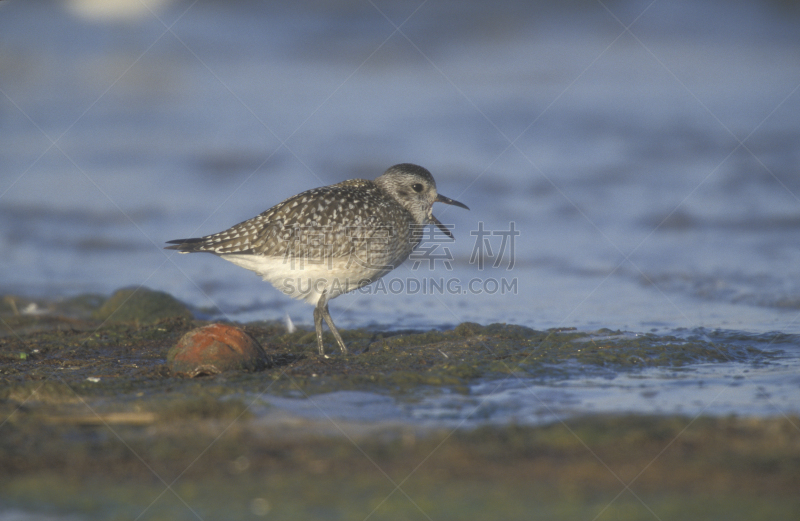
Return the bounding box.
[1,288,798,519]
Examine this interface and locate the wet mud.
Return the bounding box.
[1,288,798,519]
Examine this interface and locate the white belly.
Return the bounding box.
[220,254,397,305]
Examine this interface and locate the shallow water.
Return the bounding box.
[2,0,800,433]
[249,333,799,429]
[251,355,800,428]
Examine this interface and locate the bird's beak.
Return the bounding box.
[432,193,469,238]
[435,193,470,211]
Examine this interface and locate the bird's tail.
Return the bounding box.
[164,238,212,253]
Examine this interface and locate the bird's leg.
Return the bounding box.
[321,303,348,354]
[313,300,326,355]
[314,292,348,355]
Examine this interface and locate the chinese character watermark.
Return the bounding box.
[272,220,520,275]
[469,221,518,270]
[408,223,455,270]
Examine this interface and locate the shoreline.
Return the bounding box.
[2,287,799,518]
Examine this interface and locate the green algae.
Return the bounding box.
[92,287,193,324]
[0,302,780,404]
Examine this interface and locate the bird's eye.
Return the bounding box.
[412,183,424,193]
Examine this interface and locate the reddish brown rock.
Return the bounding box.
[167,323,268,377]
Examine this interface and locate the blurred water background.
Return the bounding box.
[1,0,799,421]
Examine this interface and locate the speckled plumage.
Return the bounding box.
[166,163,469,355]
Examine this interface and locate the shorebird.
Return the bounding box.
[166,163,469,355]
